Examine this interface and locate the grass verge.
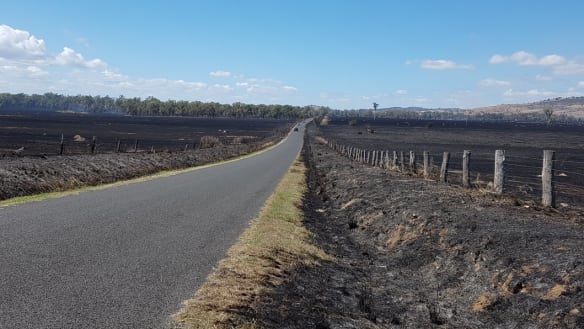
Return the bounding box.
[171,154,331,329]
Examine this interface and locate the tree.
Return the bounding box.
[372,102,379,120]
[543,108,554,127]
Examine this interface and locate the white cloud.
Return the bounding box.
[536,74,553,81]
[395,89,408,95]
[503,88,554,97]
[490,51,566,66]
[0,64,48,79]
[539,54,566,66]
[0,24,302,105]
[0,24,47,59]
[421,59,474,70]
[479,78,510,87]
[210,84,233,92]
[55,47,106,68]
[209,70,231,78]
[552,62,584,75]
[578,81,584,88]
[489,54,507,64]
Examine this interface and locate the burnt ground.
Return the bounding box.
[249,127,584,329]
[0,111,291,156]
[0,135,282,201]
[0,112,292,201]
[318,119,584,212]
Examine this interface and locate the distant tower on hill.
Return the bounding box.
[372,102,379,120]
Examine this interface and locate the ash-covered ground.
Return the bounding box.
[251,129,583,329]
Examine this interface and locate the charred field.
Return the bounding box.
[318,118,584,210]
[246,126,582,329]
[0,111,291,156]
[0,111,292,201]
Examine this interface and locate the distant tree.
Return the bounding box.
[372,102,379,120]
[543,108,554,127]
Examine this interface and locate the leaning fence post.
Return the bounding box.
[400,151,405,171]
[91,136,97,154]
[462,150,471,188]
[542,150,556,208]
[116,140,121,153]
[423,151,430,179]
[440,152,450,183]
[134,139,139,152]
[494,150,506,195]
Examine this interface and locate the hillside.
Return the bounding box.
[468,97,584,119]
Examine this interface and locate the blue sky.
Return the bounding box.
[2,0,584,109]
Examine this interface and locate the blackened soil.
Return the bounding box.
[0,139,278,201]
[252,128,584,329]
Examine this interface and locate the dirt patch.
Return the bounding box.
[246,127,583,328]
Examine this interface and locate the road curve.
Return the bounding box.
[0,122,307,329]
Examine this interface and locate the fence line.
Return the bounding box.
[324,138,584,209]
[0,134,269,157]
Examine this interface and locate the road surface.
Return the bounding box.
[0,123,306,329]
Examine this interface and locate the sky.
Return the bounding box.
[2,0,584,110]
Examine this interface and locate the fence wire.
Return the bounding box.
[324,137,584,209]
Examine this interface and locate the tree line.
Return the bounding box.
[0,93,330,119]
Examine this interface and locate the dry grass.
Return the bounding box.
[172,157,331,329]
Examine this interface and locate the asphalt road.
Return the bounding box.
[0,122,306,329]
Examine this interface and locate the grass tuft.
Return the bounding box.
[172,156,330,329]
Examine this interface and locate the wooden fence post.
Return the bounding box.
[542,150,556,208]
[400,151,405,171]
[392,151,398,169]
[462,150,471,188]
[59,134,65,155]
[134,139,139,152]
[91,136,97,154]
[409,151,416,173]
[493,150,506,195]
[116,140,121,153]
[440,152,450,183]
[423,151,430,179]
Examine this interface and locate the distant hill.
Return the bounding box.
[467,97,584,119]
[378,106,460,112]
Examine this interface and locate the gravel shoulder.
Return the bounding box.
[247,128,584,328]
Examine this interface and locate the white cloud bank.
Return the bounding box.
[479,78,510,87]
[490,50,584,76]
[421,59,474,70]
[0,24,47,58]
[209,70,231,78]
[0,24,299,105]
[490,51,566,66]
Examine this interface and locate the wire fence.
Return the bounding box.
[323,138,584,209]
[0,134,266,157]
